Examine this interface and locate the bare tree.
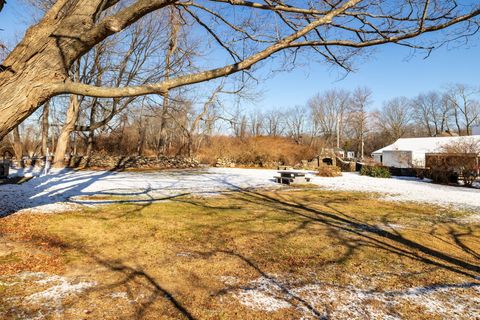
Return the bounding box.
[445,84,480,135]
[172,85,224,156]
[53,94,80,167]
[264,110,285,137]
[1,0,480,141]
[12,127,23,160]
[411,91,451,136]
[349,87,372,159]
[308,89,350,147]
[249,111,264,137]
[51,12,174,166]
[376,97,412,141]
[157,7,181,154]
[41,102,50,156]
[286,105,307,144]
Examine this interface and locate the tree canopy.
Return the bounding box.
[0,0,480,139]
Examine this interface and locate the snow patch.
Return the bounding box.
[458,214,480,224]
[222,274,480,319]
[218,276,240,286]
[233,276,292,312]
[26,279,96,304]
[2,168,480,216]
[3,271,96,318]
[311,172,480,210]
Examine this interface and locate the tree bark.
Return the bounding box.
[85,102,97,162]
[0,0,173,139]
[12,127,23,161]
[0,0,103,139]
[1,0,478,142]
[53,95,80,168]
[41,102,50,156]
[158,8,179,155]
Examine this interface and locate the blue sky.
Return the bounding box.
[258,41,480,111]
[1,1,479,112]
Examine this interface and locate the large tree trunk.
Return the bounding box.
[41,102,50,156]
[85,103,97,163]
[12,127,23,161]
[0,1,107,139]
[53,95,80,168]
[157,9,179,155]
[137,120,147,156]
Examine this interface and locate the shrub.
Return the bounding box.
[197,136,316,167]
[317,165,341,177]
[428,169,459,185]
[360,165,391,178]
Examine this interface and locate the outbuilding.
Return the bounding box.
[372,135,480,168]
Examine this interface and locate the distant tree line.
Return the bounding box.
[3,82,479,165]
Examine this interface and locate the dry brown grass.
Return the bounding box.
[0,189,479,319]
[197,136,316,167]
[316,165,342,177]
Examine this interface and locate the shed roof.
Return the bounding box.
[372,135,480,155]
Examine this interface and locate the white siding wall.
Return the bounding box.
[372,154,382,164]
[411,152,426,168]
[382,150,412,168]
[473,126,480,135]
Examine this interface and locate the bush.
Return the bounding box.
[317,165,341,177]
[428,169,459,185]
[197,136,316,167]
[360,165,391,178]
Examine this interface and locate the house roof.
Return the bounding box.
[372,135,480,155]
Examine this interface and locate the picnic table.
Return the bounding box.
[275,170,315,184]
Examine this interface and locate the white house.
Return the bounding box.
[473,125,480,135]
[372,135,480,168]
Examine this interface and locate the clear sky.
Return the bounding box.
[1,1,479,112]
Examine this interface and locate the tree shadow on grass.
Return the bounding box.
[1,170,480,318]
[2,179,480,319]
[221,185,480,279]
[0,168,279,218]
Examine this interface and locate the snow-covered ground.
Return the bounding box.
[312,173,480,210]
[1,167,479,216]
[220,273,480,319]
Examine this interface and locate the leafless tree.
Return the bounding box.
[248,111,264,137]
[349,87,372,159]
[376,97,412,142]
[445,84,480,135]
[286,105,307,144]
[171,85,224,156]
[264,109,285,137]
[411,91,451,136]
[51,11,178,166]
[1,0,480,141]
[308,89,350,148]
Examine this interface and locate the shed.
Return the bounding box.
[372,135,480,168]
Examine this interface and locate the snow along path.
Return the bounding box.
[0,168,280,216]
[312,172,480,210]
[1,168,479,216]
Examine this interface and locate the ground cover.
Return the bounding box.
[1,188,478,319]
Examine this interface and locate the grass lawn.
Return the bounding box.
[0,187,479,319]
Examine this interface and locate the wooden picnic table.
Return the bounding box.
[275,170,315,184]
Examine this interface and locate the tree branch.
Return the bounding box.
[52,0,362,98]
